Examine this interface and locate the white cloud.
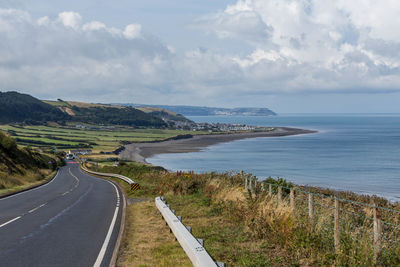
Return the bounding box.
[123,24,141,39]
[82,21,106,31]
[37,16,49,26]
[58,11,82,29]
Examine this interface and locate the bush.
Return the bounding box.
[0,131,17,151]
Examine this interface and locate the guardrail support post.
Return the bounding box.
[197,238,204,247]
[308,194,314,225]
[290,189,295,210]
[373,203,381,262]
[334,197,340,253]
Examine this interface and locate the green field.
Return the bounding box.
[0,124,207,153]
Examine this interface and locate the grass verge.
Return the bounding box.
[116,200,192,267]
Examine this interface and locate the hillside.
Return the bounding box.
[45,100,191,127]
[135,106,193,124]
[0,91,69,124]
[124,104,277,116]
[0,131,55,190]
[45,99,167,127]
[0,91,167,128]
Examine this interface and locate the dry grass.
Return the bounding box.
[0,169,56,196]
[117,200,191,267]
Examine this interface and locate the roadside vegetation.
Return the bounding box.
[0,132,61,196]
[86,160,400,266]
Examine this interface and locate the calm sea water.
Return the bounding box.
[148,114,400,202]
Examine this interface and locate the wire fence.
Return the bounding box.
[242,174,400,264]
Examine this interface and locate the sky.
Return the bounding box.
[1,0,400,113]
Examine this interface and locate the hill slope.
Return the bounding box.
[45,100,185,127]
[0,131,55,190]
[0,91,69,124]
[0,91,167,128]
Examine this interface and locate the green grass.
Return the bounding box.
[0,124,208,153]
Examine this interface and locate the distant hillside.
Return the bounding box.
[45,100,191,127]
[0,91,69,124]
[0,91,167,128]
[121,104,277,116]
[135,106,193,123]
[0,131,55,189]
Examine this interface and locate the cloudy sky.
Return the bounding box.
[1,0,400,113]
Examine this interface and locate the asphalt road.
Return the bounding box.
[0,162,124,267]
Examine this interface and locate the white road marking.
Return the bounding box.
[0,171,60,201]
[28,203,46,213]
[0,216,21,228]
[68,168,80,187]
[93,181,120,267]
[61,168,80,197]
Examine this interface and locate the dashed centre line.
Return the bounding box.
[61,168,81,196]
[28,203,46,213]
[0,216,21,228]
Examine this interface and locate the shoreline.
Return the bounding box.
[119,127,317,164]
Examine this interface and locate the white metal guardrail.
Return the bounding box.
[80,164,135,185]
[155,196,225,267]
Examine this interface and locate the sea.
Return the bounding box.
[147,114,400,202]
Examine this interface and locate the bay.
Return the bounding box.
[148,114,400,202]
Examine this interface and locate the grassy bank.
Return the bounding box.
[0,169,57,197]
[0,131,60,194]
[86,161,400,266]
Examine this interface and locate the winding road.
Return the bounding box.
[0,161,124,267]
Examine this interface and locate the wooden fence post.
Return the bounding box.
[261,182,265,192]
[308,194,314,224]
[334,197,340,253]
[277,186,282,204]
[269,184,272,197]
[373,203,381,262]
[244,176,248,190]
[251,177,255,195]
[290,189,295,210]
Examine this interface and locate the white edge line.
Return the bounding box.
[0,171,60,201]
[93,181,120,267]
[0,216,21,228]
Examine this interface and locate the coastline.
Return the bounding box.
[119,127,316,163]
